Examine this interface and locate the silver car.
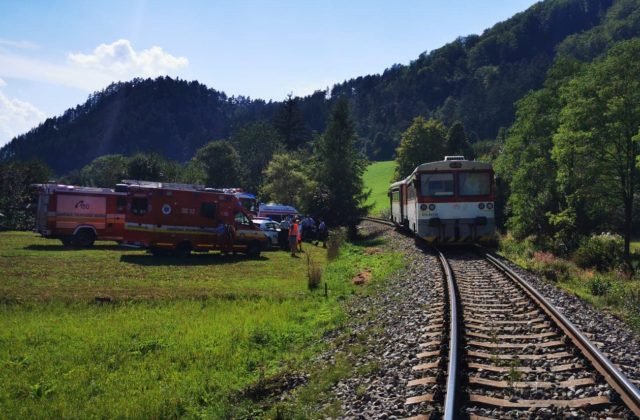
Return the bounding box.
[252,219,281,249]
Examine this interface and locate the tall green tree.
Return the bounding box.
[126,153,167,182]
[495,58,583,243]
[79,154,128,187]
[259,153,315,210]
[273,94,308,150]
[231,121,284,192]
[190,141,244,188]
[445,121,472,158]
[313,98,369,229]
[553,40,640,260]
[394,117,447,180]
[0,160,51,230]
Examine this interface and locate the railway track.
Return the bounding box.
[361,217,640,418]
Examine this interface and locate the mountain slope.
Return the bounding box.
[4,0,638,174]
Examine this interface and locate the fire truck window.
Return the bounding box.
[459,172,491,196]
[421,173,454,197]
[200,202,217,219]
[116,197,127,212]
[131,198,148,215]
[234,211,251,226]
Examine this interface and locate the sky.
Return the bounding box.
[0,0,540,148]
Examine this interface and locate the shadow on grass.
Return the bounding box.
[120,253,268,266]
[24,244,124,252]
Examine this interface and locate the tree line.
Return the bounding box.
[0,99,368,232]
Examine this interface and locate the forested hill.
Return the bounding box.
[2,0,638,174]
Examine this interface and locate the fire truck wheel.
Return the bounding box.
[175,242,192,257]
[246,241,261,258]
[60,237,73,246]
[74,229,95,247]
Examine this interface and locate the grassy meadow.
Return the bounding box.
[363,161,395,217]
[0,231,403,417]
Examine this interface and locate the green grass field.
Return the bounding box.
[0,231,402,417]
[363,161,395,216]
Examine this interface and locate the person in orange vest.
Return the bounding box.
[289,218,299,257]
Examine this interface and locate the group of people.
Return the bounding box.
[278,215,327,257]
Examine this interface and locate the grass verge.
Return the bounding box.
[0,230,402,417]
[363,161,395,217]
[499,234,640,333]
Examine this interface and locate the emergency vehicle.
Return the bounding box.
[116,180,269,257]
[32,183,127,246]
[257,203,299,222]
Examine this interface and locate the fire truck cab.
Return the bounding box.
[32,183,126,246]
[116,180,269,257]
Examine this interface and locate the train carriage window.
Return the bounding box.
[421,173,454,197]
[200,202,217,219]
[459,172,491,196]
[131,197,148,215]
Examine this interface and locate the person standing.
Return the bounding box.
[318,218,327,248]
[279,216,290,250]
[289,219,299,257]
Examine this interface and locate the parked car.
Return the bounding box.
[252,219,280,249]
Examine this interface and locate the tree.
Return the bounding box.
[191,141,244,188]
[495,58,583,243]
[394,117,447,180]
[273,94,308,150]
[553,39,640,261]
[126,153,167,182]
[259,153,315,211]
[445,121,473,158]
[0,160,51,230]
[313,98,369,229]
[78,154,128,187]
[231,121,284,192]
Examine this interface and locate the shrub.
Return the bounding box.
[327,228,346,261]
[573,233,624,271]
[306,253,322,290]
[588,275,612,296]
[378,208,391,220]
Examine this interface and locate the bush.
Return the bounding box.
[588,275,612,296]
[573,233,624,271]
[306,253,322,290]
[327,228,346,261]
[530,251,574,282]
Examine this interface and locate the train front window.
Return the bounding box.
[459,172,491,196]
[421,173,454,197]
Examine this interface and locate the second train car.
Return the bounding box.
[389,156,495,243]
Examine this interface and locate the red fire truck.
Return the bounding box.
[115,180,269,257]
[32,184,127,246]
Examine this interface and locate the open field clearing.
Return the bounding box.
[0,231,402,417]
[363,161,394,217]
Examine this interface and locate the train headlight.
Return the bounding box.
[428,204,436,211]
[487,203,494,209]
[420,204,428,211]
[478,203,485,209]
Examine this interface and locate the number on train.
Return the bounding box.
[389,156,496,243]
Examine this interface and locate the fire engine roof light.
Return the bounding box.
[444,156,466,161]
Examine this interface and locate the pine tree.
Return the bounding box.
[314,98,369,230]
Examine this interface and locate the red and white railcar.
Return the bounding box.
[389,156,496,243]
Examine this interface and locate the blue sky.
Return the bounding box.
[0,0,539,147]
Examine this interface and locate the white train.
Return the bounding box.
[389,156,496,243]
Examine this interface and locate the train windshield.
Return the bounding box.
[421,173,454,197]
[459,172,491,196]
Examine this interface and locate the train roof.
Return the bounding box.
[406,159,492,179]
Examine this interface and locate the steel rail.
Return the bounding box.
[434,247,459,420]
[483,251,640,417]
[360,216,396,227]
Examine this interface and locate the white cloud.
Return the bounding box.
[0,85,47,148]
[0,39,188,94]
[0,78,6,87]
[0,38,39,50]
[69,39,188,78]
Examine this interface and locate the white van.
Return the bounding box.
[257,203,298,222]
